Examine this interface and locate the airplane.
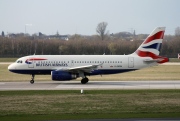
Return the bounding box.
[8,27,169,84]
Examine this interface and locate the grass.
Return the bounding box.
[0,58,18,62]
[1,64,180,82]
[1,59,180,120]
[0,90,180,121]
[169,58,180,62]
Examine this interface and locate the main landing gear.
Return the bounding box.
[81,77,89,84]
[30,74,35,84]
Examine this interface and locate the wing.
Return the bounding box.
[55,63,103,73]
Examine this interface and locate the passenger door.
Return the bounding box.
[128,57,134,68]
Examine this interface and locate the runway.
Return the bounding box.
[0,81,180,90]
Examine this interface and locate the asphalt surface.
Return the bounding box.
[0,81,180,90]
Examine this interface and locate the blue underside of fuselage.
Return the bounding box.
[9,69,137,75]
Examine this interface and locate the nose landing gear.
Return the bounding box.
[30,74,35,84]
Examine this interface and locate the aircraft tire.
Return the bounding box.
[30,80,34,84]
[81,78,89,84]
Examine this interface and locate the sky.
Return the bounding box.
[0,0,180,35]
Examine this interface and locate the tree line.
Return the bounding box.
[1,22,180,58]
[0,35,180,58]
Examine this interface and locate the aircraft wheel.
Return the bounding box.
[30,80,34,84]
[30,74,35,84]
[81,78,89,84]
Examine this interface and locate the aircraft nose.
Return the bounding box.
[8,63,14,70]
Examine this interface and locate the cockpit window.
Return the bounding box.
[16,60,23,63]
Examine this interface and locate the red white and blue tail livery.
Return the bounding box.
[8,27,169,84]
[133,27,168,63]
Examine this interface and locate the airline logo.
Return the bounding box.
[36,63,68,67]
[134,27,168,63]
[142,43,162,51]
[135,29,165,59]
[25,58,47,64]
[142,31,164,44]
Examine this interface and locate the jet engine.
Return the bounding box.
[51,70,77,81]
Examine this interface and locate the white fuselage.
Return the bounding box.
[8,54,156,75]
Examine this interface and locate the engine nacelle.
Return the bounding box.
[51,71,77,81]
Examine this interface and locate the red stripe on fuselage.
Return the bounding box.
[143,31,164,44]
[28,58,47,61]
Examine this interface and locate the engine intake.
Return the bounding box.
[51,71,77,81]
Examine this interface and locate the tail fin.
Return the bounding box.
[133,27,168,63]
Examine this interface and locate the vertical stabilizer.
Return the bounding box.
[133,27,168,63]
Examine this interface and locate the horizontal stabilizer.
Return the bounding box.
[144,56,169,63]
